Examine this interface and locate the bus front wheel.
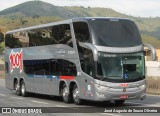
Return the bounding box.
[72,84,82,105]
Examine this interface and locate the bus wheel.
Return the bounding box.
[62,84,71,103]
[72,84,82,105]
[114,100,125,105]
[20,80,28,97]
[15,80,21,96]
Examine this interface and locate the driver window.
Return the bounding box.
[73,22,91,43]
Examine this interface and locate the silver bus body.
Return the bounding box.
[5,17,151,104]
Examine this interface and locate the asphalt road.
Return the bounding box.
[0,79,160,116]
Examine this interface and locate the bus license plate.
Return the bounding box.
[120,95,128,99]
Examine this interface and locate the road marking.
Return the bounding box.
[56,105,68,107]
[126,102,160,107]
[0,94,6,97]
[31,100,49,105]
[100,113,121,116]
[11,96,24,100]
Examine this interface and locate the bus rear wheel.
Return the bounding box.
[72,84,82,105]
[15,80,21,96]
[20,80,28,97]
[62,84,71,103]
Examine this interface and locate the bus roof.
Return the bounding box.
[6,17,131,34]
[72,17,130,22]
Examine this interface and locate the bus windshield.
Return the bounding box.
[89,19,142,47]
[96,52,145,82]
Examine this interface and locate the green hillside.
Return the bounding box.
[141,34,160,48]
[0,0,160,51]
[0,1,78,18]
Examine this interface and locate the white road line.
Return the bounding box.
[126,102,160,107]
[100,113,121,116]
[56,105,68,107]
[0,94,6,97]
[11,96,24,100]
[31,100,49,105]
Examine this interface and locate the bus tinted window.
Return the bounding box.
[24,59,77,76]
[24,60,50,75]
[77,45,94,77]
[5,32,29,48]
[5,34,13,48]
[13,31,29,47]
[29,27,58,46]
[5,34,22,48]
[52,24,73,47]
[28,30,36,47]
[56,59,77,76]
[73,22,91,43]
[6,24,73,48]
[89,19,142,47]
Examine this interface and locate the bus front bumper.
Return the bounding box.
[93,84,146,101]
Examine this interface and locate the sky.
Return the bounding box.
[0,0,160,17]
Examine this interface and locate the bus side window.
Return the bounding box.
[56,59,77,76]
[5,34,13,48]
[52,24,73,47]
[77,46,94,77]
[73,22,91,43]
[28,31,36,47]
[5,34,21,48]
[13,31,29,47]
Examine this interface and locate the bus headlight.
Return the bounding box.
[139,84,146,89]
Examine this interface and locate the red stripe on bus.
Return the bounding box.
[59,76,74,80]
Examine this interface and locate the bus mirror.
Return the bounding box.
[143,43,157,61]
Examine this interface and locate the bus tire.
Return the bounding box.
[20,80,28,97]
[15,80,21,96]
[114,100,125,105]
[62,84,71,103]
[72,84,82,105]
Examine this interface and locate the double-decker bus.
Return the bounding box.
[5,17,156,105]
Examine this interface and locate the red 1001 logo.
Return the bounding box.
[9,49,23,73]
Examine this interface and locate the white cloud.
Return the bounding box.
[0,0,160,17]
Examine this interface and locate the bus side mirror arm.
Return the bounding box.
[144,43,157,61]
[78,42,98,61]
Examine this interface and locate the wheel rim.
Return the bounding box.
[62,87,69,101]
[73,87,80,103]
[21,84,25,95]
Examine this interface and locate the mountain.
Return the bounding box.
[0,1,160,48]
[0,1,79,18]
[0,1,128,19]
